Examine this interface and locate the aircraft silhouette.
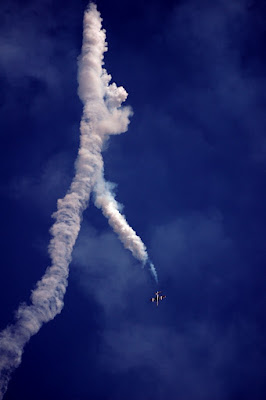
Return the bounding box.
[150,291,166,306]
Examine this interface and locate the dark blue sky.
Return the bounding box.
[1,0,266,399]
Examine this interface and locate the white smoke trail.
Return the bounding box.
[93,174,148,262]
[0,3,157,398]
[149,261,158,283]
[93,175,158,282]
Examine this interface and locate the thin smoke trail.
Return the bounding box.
[0,3,157,398]
[93,174,148,262]
[93,174,158,282]
[148,261,158,283]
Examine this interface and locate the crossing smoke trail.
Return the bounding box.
[0,3,157,399]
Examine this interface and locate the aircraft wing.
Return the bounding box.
[151,297,156,302]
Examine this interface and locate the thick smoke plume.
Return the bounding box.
[0,3,157,398]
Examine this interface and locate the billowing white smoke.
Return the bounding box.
[0,3,157,399]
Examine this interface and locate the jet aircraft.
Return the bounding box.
[150,291,166,306]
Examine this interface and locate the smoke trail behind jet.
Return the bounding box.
[0,3,157,398]
[93,174,148,262]
[93,175,158,282]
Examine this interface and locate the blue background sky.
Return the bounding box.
[1,0,266,399]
